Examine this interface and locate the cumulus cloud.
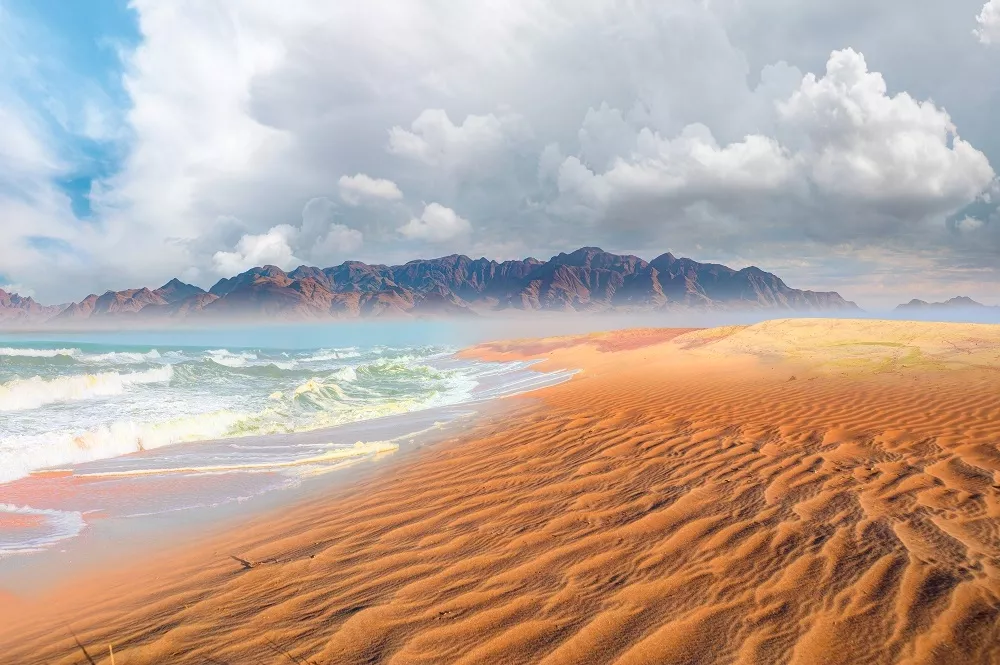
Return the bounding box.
[778,49,993,212]
[399,203,472,242]
[975,0,1000,44]
[388,109,530,172]
[212,197,363,274]
[212,224,298,275]
[2,0,1000,305]
[550,49,994,243]
[337,173,403,205]
[556,126,793,209]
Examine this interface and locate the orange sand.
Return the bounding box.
[0,513,45,529]
[2,319,1000,664]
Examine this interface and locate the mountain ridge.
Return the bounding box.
[895,296,995,311]
[0,247,861,326]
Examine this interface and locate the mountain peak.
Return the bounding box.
[155,278,207,304]
[896,296,989,310]
[945,296,983,307]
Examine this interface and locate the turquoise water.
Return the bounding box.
[0,322,574,557]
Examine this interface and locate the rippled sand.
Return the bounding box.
[3,319,1000,664]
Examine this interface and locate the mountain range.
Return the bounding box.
[0,247,860,326]
[895,296,996,311]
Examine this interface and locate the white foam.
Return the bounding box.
[330,366,357,382]
[306,348,361,362]
[0,366,174,412]
[0,409,249,483]
[72,440,400,478]
[80,349,162,364]
[0,504,86,557]
[0,347,80,358]
[206,349,258,368]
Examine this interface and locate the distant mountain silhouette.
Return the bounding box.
[895,296,994,311]
[1,247,860,325]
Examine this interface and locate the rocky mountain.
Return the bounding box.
[0,288,65,323]
[154,278,207,304]
[895,296,993,311]
[0,247,860,326]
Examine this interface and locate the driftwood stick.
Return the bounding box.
[230,554,257,570]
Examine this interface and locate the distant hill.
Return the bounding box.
[895,296,995,311]
[0,247,860,326]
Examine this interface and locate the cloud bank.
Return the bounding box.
[2,0,999,308]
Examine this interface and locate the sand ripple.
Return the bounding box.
[3,320,1000,664]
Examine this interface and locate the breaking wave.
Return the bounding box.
[206,349,258,368]
[79,349,162,364]
[0,366,174,412]
[0,410,250,483]
[0,347,80,358]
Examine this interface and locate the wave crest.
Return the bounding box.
[80,350,162,364]
[0,410,249,483]
[0,366,174,412]
[0,347,80,358]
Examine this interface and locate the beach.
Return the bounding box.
[3,319,1000,664]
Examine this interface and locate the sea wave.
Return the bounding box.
[79,349,162,364]
[0,366,174,412]
[0,347,80,358]
[0,409,250,483]
[206,349,259,368]
[305,348,361,362]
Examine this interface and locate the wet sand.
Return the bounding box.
[3,319,1000,664]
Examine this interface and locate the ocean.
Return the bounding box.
[0,322,573,559]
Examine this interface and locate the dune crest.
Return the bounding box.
[3,319,1000,664]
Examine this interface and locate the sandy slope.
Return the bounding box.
[3,319,1000,664]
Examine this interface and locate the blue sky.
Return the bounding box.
[1,0,1000,307]
[1,0,137,218]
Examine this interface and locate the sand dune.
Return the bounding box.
[3,319,1000,663]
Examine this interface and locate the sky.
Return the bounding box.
[1,0,1000,309]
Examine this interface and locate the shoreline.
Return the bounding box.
[3,320,1000,663]
[0,402,497,595]
[0,345,572,572]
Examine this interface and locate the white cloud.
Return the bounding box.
[297,196,364,263]
[1,0,999,305]
[338,173,403,205]
[557,125,793,209]
[388,109,530,172]
[975,0,1000,44]
[777,49,993,211]
[212,197,363,274]
[399,203,472,241]
[212,224,298,275]
[0,284,34,298]
[0,105,62,178]
[551,49,994,239]
[956,216,985,232]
